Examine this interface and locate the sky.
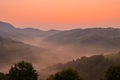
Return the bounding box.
[0,0,120,30]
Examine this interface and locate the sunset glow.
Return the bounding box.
[0,0,120,30]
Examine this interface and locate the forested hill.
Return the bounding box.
[45,53,120,80]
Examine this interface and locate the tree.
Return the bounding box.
[105,65,120,80]
[0,72,7,80]
[8,61,38,80]
[47,75,55,80]
[47,68,83,80]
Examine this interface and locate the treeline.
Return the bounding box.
[0,60,120,80]
[0,61,38,80]
[0,53,120,80]
[45,53,120,80]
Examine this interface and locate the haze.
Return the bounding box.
[0,0,120,30]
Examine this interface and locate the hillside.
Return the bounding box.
[105,52,120,62]
[44,53,120,80]
[44,28,120,48]
[0,36,44,72]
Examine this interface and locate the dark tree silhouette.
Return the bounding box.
[105,65,120,80]
[0,72,7,80]
[8,61,38,80]
[47,68,83,80]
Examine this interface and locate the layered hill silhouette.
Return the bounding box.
[1,21,120,50]
[0,36,44,72]
[44,53,120,80]
[0,36,41,60]
[1,21,120,75]
[0,21,59,41]
[44,28,120,49]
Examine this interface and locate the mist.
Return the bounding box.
[1,36,119,74]
[16,38,119,70]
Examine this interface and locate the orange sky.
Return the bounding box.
[0,0,120,30]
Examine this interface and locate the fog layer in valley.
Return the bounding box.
[0,21,120,77]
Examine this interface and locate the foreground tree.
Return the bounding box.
[8,61,38,80]
[105,65,120,80]
[0,72,7,80]
[47,68,83,80]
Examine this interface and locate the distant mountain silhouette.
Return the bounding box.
[0,21,15,30]
[1,21,120,52]
[0,21,59,41]
[1,21,120,51]
[44,28,120,49]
